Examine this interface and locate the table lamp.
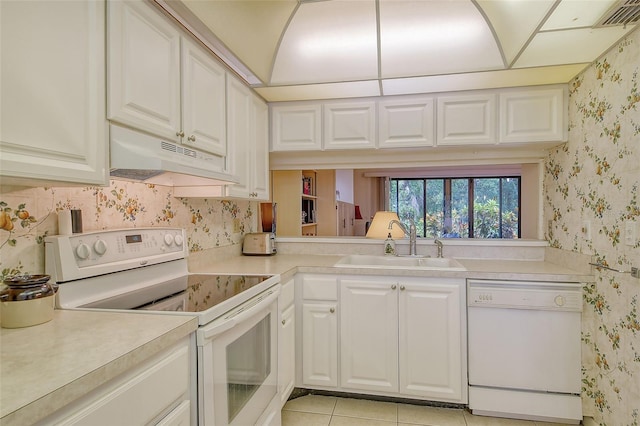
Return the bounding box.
[366,211,405,254]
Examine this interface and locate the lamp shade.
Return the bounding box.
[366,211,405,239]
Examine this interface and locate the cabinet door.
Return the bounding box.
[0,0,108,186]
[278,303,296,407]
[37,338,192,426]
[337,201,355,236]
[436,94,496,145]
[108,0,181,141]
[181,37,226,156]
[399,281,465,402]
[251,95,270,200]
[323,102,376,150]
[499,87,566,143]
[378,98,435,148]
[225,77,252,197]
[302,303,338,388]
[271,104,322,151]
[340,279,398,393]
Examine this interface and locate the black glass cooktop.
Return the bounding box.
[183,274,271,313]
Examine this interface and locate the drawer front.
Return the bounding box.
[302,275,338,301]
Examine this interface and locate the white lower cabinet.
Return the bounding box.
[35,337,194,426]
[298,274,339,388]
[302,302,339,388]
[398,280,465,401]
[340,279,398,393]
[298,273,467,404]
[278,278,296,407]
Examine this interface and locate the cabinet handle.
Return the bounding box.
[282,319,286,325]
[187,135,196,142]
[391,284,397,290]
[400,285,406,291]
[329,307,335,314]
[176,131,185,138]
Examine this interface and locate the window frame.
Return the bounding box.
[389,176,521,239]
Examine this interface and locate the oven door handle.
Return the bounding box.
[201,286,281,340]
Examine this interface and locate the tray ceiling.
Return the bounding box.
[157,0,640,101]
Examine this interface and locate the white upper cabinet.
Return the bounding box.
[271,104,322,151]
[181,37,227,156]
[224,77,251,197]
[250,95,271,200]
[323,102,376,150]
[437,93,497,145]
[378,97,435,148]
[108,0,181,140]
[108,1,226,157]
[224,78,270,200]
[269,85,566,155]
[0,0,108,186]
[499,86,567,144]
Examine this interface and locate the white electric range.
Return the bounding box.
[45,227,282,426]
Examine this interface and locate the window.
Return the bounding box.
[389,177,520,239]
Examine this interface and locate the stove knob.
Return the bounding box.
[164,233,174,246]
[174,234,184,246]
[76,243,91,260]
[93,239,108,256]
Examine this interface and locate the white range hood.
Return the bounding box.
[109,125,237,187]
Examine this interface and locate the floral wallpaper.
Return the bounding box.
[0,180,258,279]
[544,29,640,426]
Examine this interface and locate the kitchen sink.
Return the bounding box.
[334,255,466,271]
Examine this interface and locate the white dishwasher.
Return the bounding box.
[467,279,583,424]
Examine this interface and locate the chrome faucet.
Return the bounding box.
[434,238,444,258]
[388,217,417,256]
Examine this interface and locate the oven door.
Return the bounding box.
[197,285,280,426]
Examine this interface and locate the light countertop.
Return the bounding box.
[0,310,198,426]
[1,252,592,425]
[189,254,594,283]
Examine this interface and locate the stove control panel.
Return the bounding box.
[45,228,187,282]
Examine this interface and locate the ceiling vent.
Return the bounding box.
[595,0,640,27]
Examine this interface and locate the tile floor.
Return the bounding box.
[281,395,576,426]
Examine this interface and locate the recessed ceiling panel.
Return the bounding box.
[181,0,296,85]
[379,0,504,78]
[477,0,555,65]
[542,0,618,30]
[514,26,634,68]
[270,0,378,85]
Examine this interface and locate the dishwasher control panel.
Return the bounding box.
[468,280,582,311]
